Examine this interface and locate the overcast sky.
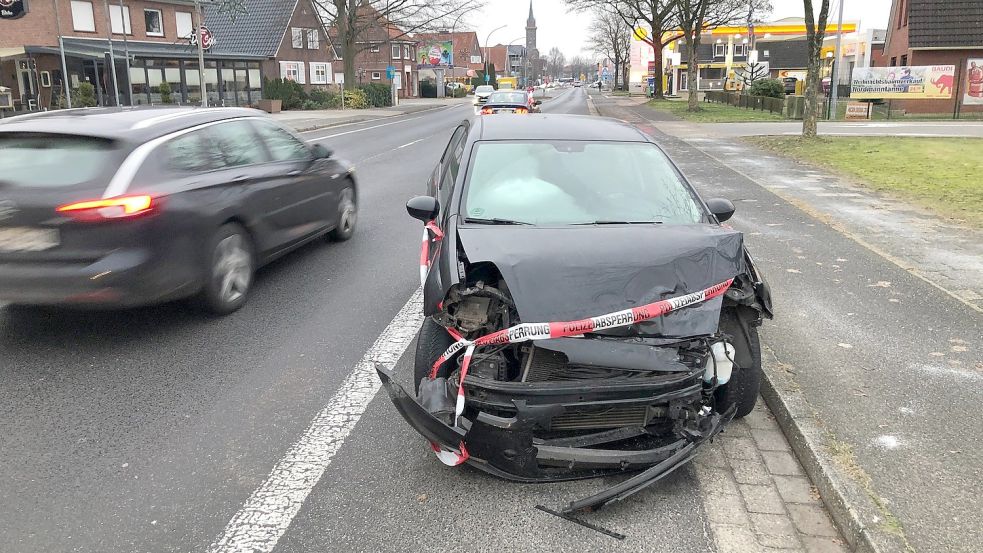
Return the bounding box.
[472,0,894,59]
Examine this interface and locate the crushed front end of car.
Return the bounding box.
[378,224,772,513]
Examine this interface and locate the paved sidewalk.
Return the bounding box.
[655,120,983,139]
[271,97,471,132]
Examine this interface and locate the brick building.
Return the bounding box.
[883,0,983,113]
[0,0,336,110]
[330,5,418,98]
[414,30,481,86]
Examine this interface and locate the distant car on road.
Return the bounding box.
[478,90,541,115]
[573,80,583,87]
[473,85,495,105]
[0,107,357,314]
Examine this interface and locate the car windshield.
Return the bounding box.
[475,86,494,93]
[487,92,527,104]
[0,133,120,188]
[464,141,705,226]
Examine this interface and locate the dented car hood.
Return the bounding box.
[456,224,745,338]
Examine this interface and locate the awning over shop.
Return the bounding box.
[0,47,26,60]
[25,38,266,61]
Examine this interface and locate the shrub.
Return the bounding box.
[749,78,785,99]
[74,82,97,107]
[451,86,467,98]
[263,77,307,110]
[157,81,173,104]
[359,83,392,107]
[308,87,334,106]
[342,87,369,109]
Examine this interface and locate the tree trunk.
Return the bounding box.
[343,26,356,90]
[652,42,665,99]
[802,58,821,137]
[687,38,700,111]
[613,53,621,90]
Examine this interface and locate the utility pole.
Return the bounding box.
[53,0,72,108]
[193,0,207,107]
[102,0,121,106]
[829,0,845,119]
[484,25,506,85]
[118,0,132,105]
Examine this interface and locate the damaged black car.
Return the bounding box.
[377,114,773,513]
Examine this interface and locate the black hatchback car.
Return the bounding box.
[0,107,357,314]
[380,114,772,513]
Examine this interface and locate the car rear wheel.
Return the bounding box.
[715,310,762,419]
[198,223,254,315]
[413,316,456,394]
[328,185,356,242]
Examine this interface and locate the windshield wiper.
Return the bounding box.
[464,217,533,225]
[573,220,664,225]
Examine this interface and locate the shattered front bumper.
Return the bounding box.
[377,366,735,513]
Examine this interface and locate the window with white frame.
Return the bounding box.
[763,50,770,58]
[307,29,319,49]
[713,43,726,57]
[392,44,400,59]
[144,9,163,36]
[310,62,330,84]
[404,45,411,59]
[175,11,193,39]
[371,71,381,80]
[280,61,305,84]
[291,28,304,49]
[70,1,95,32]
[370,44,380,53]
[109,4,131,34]
[734,43,747,56]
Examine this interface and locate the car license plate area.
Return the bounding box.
[0,227,60,252]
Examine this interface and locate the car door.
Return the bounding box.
[249,119,336,241]
[427,124,468,269]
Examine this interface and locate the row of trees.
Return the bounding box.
[544,48,598,83]
[569,0,834,137]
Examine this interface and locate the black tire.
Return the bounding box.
[197,223,255,315]
[413,316,456,394]
[328,184,356,242]
[715,310,762,419]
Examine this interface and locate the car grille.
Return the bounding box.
[549,406,650,430]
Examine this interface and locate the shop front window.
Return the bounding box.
[204,61,219,105]
[184,62,201,104]
[164,61,181,103]
[222,66,237,105]
[129,61,149,104]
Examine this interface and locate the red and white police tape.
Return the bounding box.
[419,220,444,286]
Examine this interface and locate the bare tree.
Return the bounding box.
[546,47,566,81]
[587,9,631,90]
[312,0,482,89]
[802,0,831,137]
[674,0,746,111]
[569,55,591,81]
[567,0,681,98]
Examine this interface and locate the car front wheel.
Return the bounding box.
[715,310,762,418]
[328,185,356,242]
[198,223,254,315]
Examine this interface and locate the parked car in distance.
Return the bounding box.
[0,107,357,314]
[473,85,496,105]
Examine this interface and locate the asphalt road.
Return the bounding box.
[0,88,714,552]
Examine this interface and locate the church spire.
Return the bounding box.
[527,1,535,27]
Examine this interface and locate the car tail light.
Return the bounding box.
[56,195,155,222]
[515,108,528,114]
[480,107,494,115]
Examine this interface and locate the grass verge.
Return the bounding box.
[646,99,787,122]
[748,136,983,227]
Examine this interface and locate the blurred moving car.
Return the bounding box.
[473,85,495,105]
[0,107,357,314]
[478,90,541,115]
[573,81,583,87]
[386,114,773,513]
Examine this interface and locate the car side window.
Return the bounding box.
[164,129,224,173]
[438,126,467,208]
[208,120,269,167]
[252,120,312,162]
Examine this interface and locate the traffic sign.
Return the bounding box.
[485,74,490,83]
[386,66,396,79]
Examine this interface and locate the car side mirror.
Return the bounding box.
[534,100,542,106]
[311,144,332,159]
[406,195,439,222]
[705,198,736,223]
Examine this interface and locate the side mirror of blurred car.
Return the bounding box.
[534,100,542,106]
[311,144,332,159]
[705,198,736,223]
[406,195,439,222]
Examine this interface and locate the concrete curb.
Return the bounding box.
[759,350,912,553]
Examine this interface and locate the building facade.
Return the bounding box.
[330,5,418,98]
[414,30,481,87]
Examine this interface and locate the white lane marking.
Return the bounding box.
[356,136,429,166]
[398,138,425,149]
[303,104,469,142]
[207,288,425,553]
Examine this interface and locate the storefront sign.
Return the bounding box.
[963,59,983,106]
[851,65,956,99]
[189,26,216,50]
[416,41,452,68]
[0,0,27,19]
[845,102,871,120]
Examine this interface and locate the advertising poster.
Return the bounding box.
[963,59,983,105]
[851,65,956,99]
[417,41,452,68]
[0,0,28,20]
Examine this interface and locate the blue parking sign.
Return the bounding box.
[386,66,396,79]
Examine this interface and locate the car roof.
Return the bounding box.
[474,114,649,142]
[0,106,268,143]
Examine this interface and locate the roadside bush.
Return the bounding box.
[342,87,369,109]
[451,86,467,98]
[749,78,785,99]
[157,81,173,104]
[420,78,437,98]
[308,87,339,109]
[263,77,307,110]
[359,83,392,107]
[74,82,97,107]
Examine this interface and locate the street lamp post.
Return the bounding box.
[483,25,506,85]
[506,36,524,83]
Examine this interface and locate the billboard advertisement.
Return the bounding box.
[851,65,956,99]
[417,41,453,68]
[963,59,983,106]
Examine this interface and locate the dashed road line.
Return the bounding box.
[207,288,424,553]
